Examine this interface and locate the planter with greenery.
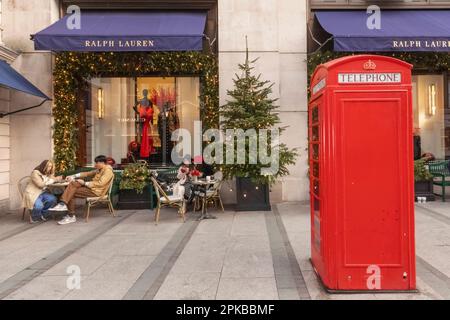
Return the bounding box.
[220,45,298,211]
[118,162,153,209]
[414,159,435,201]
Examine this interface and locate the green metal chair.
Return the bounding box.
[157,167,179,184]
[428,160,450,202]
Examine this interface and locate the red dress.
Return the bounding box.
[139,105,154,158]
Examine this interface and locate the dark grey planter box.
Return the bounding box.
[414,180,435,202]
[235,177,271,211]
[117,185,153,209]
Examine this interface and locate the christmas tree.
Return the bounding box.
[220,40,298,186]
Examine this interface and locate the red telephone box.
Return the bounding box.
[308,55,416,291]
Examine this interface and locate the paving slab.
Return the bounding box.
[2,201,450,301]
[216,277,278,300]
[63,279,134,300]
[417,202,450,219]
[4,275,88,300]
[154,272,221,300]
[230,212,268,236]
[277,201,450,300]
[221,236,274,278]
[87,255,156,281]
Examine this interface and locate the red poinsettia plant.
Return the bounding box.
[190,169,201,177]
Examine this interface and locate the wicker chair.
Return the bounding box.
[150,176,185,225]
[84,178,116,222]
[194,172,225,213]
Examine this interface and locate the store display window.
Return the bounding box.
[87,77,200,167]
[412,74,446,160]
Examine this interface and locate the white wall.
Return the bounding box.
[2,0,59,210]
[218,0,309,202]
[0,87,11,212]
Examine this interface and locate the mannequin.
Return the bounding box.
[134,89,154,159]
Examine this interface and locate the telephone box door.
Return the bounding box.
[334,90,414,290]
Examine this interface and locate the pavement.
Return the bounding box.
[0,200,449,300]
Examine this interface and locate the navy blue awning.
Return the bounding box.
[315,10,450,52]
[0,60,50,100]
[32,11,207,52]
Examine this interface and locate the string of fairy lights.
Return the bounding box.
[53,51,219,172]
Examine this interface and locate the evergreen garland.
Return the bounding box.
[53,51,218,172]
[308,51,450,89]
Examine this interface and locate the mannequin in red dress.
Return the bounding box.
[134,89,154,159]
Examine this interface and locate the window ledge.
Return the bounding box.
[0,44,19,63]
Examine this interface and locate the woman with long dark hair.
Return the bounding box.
[22,160,62,223]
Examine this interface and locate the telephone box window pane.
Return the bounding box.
[313,179,320,196]
[312,125,319,141]
[313,162,319,178]
[313,213,321,250]
[313,196,320,212]
[312,144,319,160]
[312,106,319,123]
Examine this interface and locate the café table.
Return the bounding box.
[191,178,218,221]
[46,181,69,198]
[45,181,70,218]
[48,181,70,188]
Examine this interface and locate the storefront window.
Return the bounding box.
[446,75,450,159]
[412,74,446,160]
[86,77,200,167]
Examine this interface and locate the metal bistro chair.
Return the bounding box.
[18,176,31,221]
[150,176,185,225]
[206,179,225,212]
[194,172,225,213]
[428,160,450,202]
[84,178,116,222]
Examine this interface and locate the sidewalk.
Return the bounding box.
[0,201,449,300]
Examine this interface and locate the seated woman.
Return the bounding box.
[173,157,191,199]
[22,160,62,223]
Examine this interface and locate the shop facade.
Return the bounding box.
[308,1,450,164]
[2,0,309,210]
[0,0,55,212]
[0,26,19,212]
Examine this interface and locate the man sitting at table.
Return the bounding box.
[49,155,114,225]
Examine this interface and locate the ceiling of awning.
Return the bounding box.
[0,60,50,100]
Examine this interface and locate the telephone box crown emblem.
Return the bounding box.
[363,60,377,70]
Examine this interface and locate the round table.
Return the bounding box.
[191,179,218,221]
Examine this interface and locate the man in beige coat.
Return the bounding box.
[50,155,114,225]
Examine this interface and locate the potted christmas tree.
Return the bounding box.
[220,42,298,211]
